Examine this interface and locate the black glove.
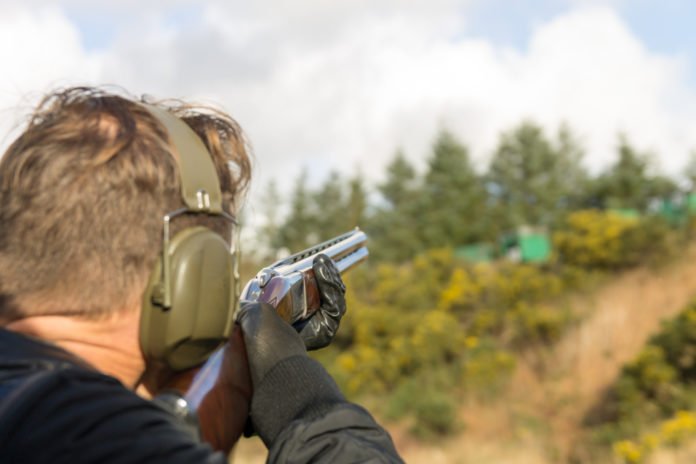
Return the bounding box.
[294,254,347,350]
[236,300,307,388]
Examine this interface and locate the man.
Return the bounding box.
[0,87,402,463]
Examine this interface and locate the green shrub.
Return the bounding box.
[510,302,573,345]
[553,210,640,269]
[411,390,459,438]
[385,376,460,438]
[554,210,676,269]
[593,300,696,446]
[461,337,516,396]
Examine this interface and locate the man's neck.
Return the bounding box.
[4,311,145,388]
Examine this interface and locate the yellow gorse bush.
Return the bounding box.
[614,411,696,463]
[613,439,644,463]
[554,210,640,268]
[439,267,481,311]
[321,214,675,438]
[331,248,580,396]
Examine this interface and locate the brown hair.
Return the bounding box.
[0,87,252,322]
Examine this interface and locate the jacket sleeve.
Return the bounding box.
[248,355,404,464]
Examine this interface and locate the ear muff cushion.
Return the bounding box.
[141,226,235,370]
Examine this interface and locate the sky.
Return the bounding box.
[1,0,695,223]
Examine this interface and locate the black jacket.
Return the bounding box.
[0,328,403,463]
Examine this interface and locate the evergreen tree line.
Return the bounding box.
[258,120,694,263]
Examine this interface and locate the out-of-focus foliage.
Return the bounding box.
[315,248,592,434]
[487,121,587,232]
[613,411,696,463]
[554,210,676,269]
[346,174,368,231]
[592,301,696,451]
[258,119,696,441]
[419,130,488,248]
[370,150,422,262]
[266,121,689,265]
[684,150,696,191]
[304,208,684,438]
[271,169,370,255]
[588,136,679,212]
[554,210,640,269]
[312,171,347,240]
[276,169,314,252]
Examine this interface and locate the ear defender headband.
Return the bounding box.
[140,104,240,371]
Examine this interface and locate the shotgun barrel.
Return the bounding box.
[240,228,368,324]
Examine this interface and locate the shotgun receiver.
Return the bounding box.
[240,228,369,324]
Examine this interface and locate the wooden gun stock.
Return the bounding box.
[164,229,368,455]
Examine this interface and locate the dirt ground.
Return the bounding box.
[233,244,696,463]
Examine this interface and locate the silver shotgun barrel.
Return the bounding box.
[271,228,368,274]
[240,228,369,323]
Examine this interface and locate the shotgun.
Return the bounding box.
[240,228,368,324]
[162,229,369,454]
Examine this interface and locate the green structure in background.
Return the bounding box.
[456,228,552,264]
[454,243,495,263]
[687,193,696,213]
[658,198,687,227]
[501,227,552,263]
[651,193,696,227]
[610,208,641,220]
[519,233,552,262]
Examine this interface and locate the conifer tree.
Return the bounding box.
[346,173,368,229]
[277,169,314,252]
[312,171,346,240]
[591,136,672,211]
[419,130,487,247]
[370,150,421,262]
[258,179,283,258]
[488,121,577,230]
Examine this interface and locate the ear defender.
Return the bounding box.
[139,104,238,371]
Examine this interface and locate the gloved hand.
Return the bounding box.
[293,254,347,350]
[236,300,307,388]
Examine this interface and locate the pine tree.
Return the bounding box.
[685,150,696,192]
[592,135,664,211]
[278,169,314,252]
[312,171,346,240]
[554,123,588,210]
[419,130,487,248]
[257,179,283,258]
[346,173,368,229]
[487,121,575,230]
[369,150,421,262]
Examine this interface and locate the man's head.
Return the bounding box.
[0,87,252,324]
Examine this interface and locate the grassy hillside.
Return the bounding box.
[235,213,696,463]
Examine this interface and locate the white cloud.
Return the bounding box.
[515,6,696,175]
[0,4,99,147]
[1,2,695,208]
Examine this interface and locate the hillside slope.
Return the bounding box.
[395,244,696,463]
[234,244,696,463]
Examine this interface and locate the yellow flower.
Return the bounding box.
[337,353,356,372]
[612,440,642,463]
[465,336,478,349]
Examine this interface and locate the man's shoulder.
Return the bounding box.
[0,327,105,403]
[0,327,94,375]
[0,328,224,464]
[0,328,150,448]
